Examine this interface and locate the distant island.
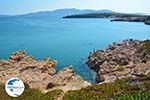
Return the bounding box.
[2,8,150,25]
[63,12,150,25]
[0,9,114,19]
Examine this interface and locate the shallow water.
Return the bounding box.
[0,18,150,82]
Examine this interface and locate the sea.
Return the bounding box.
[0,17,150,82]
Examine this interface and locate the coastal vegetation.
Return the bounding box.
[0,83,63,100]
[0,75,150,100]
[114,92,150,100]
[63,75,150,100]
[143,40,150,52]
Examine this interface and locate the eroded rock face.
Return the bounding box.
[86,39,150,83]
[0,51,90,92]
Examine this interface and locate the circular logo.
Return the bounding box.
[5,78,25,97]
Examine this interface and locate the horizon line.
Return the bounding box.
[0,8,149,16]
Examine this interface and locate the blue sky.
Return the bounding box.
[0,0,150,15]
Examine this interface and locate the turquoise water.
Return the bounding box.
[0,18,150,82]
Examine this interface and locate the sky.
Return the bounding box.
[0,0,150,15]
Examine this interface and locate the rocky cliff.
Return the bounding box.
[86,39,150,83]
[0,51,90,92]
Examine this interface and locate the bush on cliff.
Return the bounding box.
[143,40,150,52]
[0,76,150,100]
[63,76,150,100]
[0,83,63,100]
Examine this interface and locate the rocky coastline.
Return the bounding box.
[63,13,150,25]
[0,51,90,93]
[1,40,150,99]
[86,39,150,83]
[1,40,150,88]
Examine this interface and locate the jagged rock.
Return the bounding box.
[9,51,27,61]
[86,39,150,83]
[46,66,91,92]
[0,51,91,92]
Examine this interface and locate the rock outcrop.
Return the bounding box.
[86,39,150,83]
[0,51,90,92]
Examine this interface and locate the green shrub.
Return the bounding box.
[63,76,150,100]
[114,92,150,100]
[143,40,150,52]
[0,83,63,100]
[1,76,150,100]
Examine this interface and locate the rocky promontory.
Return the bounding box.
[63,13,150,25]
[86,39,150,83]
[0,51,90,93]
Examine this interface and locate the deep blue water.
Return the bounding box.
[0,18,150,82]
